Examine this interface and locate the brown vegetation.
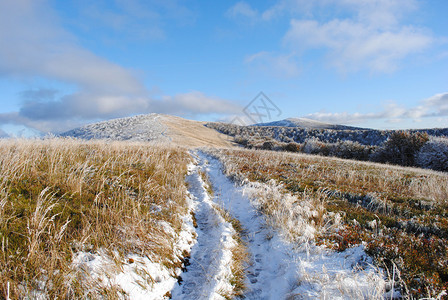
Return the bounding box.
[0,138,190,298]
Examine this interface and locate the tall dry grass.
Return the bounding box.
[0,138,190,299]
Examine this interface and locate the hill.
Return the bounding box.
[61,114,235,148]
[255,117,363,130]
[2,115,448,298]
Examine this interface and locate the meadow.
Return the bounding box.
[1,136,447,299]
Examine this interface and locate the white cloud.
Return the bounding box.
[0,0,240,133]
[424,93,448,117]
[0,0,145,94]
[238,0,436,73]
[227,1,258,19]
[0,90,242,133]
[284,19,432,73]
[305,92,448,125]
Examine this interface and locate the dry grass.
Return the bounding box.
[160,115,236,148]
[208,148,448,299]
[0,138,190,299]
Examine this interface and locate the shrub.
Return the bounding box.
[234,135,249,146]
[330,140,373,161]
[371,131,429,166]
[416,137,448,172]
[283,142,301,153]
[260,141,275,150]
[302,138,330,156]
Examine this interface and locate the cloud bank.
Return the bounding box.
[305,92,448,126]
[0,0,240,133]
[232,0,436,74]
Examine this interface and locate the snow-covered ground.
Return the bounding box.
[172,156,238,300]
[196,151,391,299]
[69,150,392,299]
[61,114,170,142]
[70,164,198,299]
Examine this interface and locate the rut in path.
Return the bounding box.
[171,157,236,300]
[198,152,302,299]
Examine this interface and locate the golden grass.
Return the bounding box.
[0,138,190,299]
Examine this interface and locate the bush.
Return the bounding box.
[260,141,275,150]
[234,135,249,146]
[283,142,301,153]
[416,137,448,172]
[330,140,373,161]
[302,138,330,156]
[371,131,429,166]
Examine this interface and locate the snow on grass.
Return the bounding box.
[61,114,169,142]
[200,151,389,299]
[72,250,177,299]
[172,157,238,300]
[70,165,198,299]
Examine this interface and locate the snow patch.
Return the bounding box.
[61,114,169,142]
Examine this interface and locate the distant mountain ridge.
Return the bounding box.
[255,118,364,130]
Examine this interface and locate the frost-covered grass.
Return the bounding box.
[0,138,192,299]
[207,148,448,299]
[61,113,169,142]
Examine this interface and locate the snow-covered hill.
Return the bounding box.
[60,114,169,142]
[255,117,363,130]
[60,114,235,147]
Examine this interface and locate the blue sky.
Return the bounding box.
[0,0,447,136]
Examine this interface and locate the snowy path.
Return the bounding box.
[171,157,237,300]
[196,151,388,300]
[171,151,388,299]
[197,152,302,299]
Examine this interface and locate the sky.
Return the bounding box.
[0,0,447,136]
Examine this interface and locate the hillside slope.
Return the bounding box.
[256,117,363,130]
[160,115,235,148]
[61,114,235,148]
